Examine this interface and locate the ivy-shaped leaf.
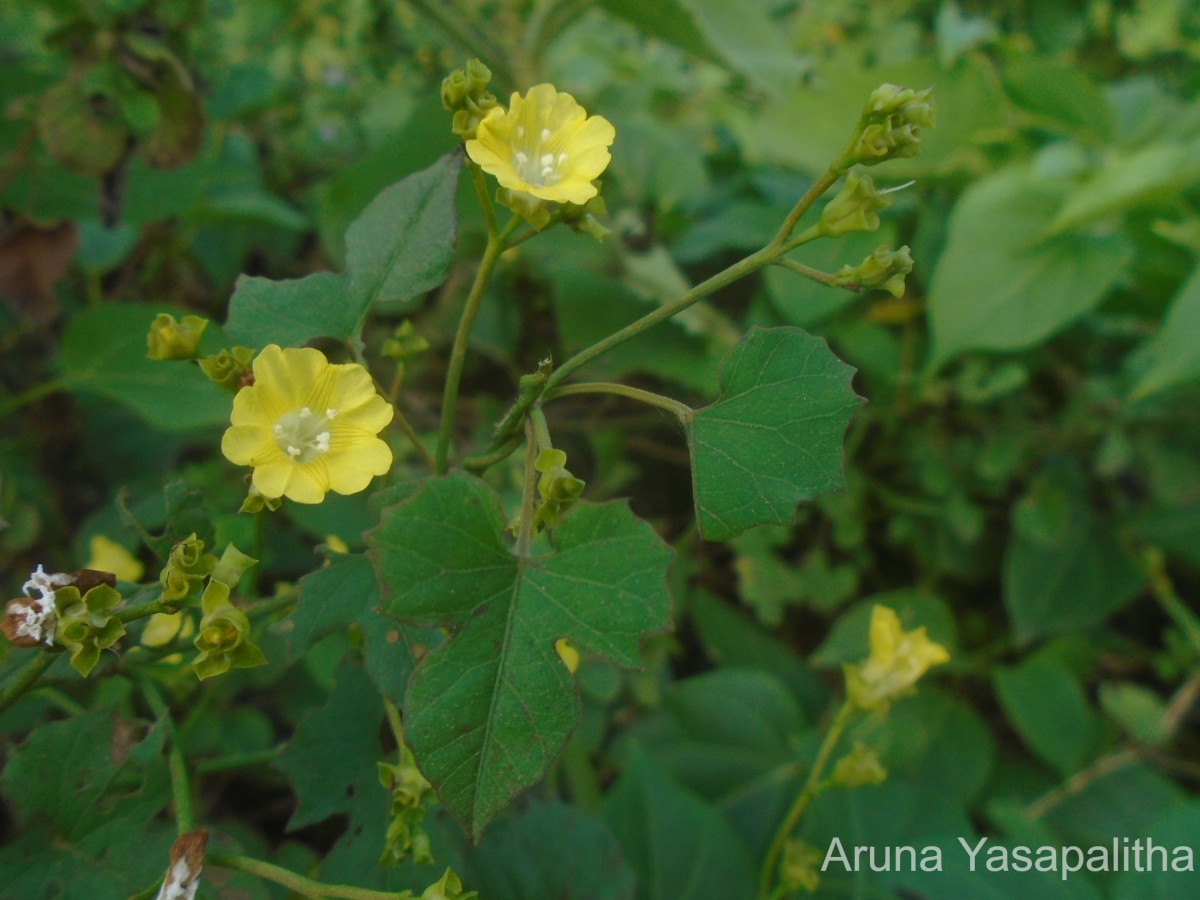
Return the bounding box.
[367,473,672,840]
[225,151,461,349]
[686,326,860,541]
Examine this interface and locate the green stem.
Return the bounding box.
[392,404,437,472]
[515,417,540,560]
[543,382,693,420]
[140,679,194,834]
[384,697,405,752]
[758,700,856,899]
[435,216,521,474]
[208,851,410,900]
[463,434,523,473]
[0,652,55,716]
[470,163,498,238]
[195,748,279,775]
[0,377,66,418]
[1144,549,1200,656]
[529,404,553,450]
[773,258,860,293]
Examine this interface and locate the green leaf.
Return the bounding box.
[0,710,174,898]
[686,327,861,541]
[279,553,380,662]
[1114,802,1200,899]
[1002,58,1113,141]
[225,152,461,348]
[632,668,806,857]
[467,801,636,899]
[368,473,672,839]
[993,646,1101,776]
[926,166,1133,369]
[1132,263,1200,398]
[273,661,384,830]
[58,304,231,431]
[600,745,756,900]
[1098,682,1169,745]
[1003,461,1142,643]
[1046,141,1200,235]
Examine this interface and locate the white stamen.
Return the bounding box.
[273,424,283,435]
[540,153,554,167]
[314,432,330,453]
[557,152,568,165]
[516,125,525,137]
[326,408,338,419]
[541,166,554,179]
[299,407,312,418]
[540,127,551,141]
[287,445,301,459]
[515,151,528,165]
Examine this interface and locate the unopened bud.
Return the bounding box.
[442,59,497,139]
[852,84,935,166]
[831,742,888,788]
[198,347,255,392]
[147,313,208,360]
[833,245,914,297]
[820,173,890,237]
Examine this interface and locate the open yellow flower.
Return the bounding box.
[221,345,393,504]
[845,605,949,710]
[465,84,615,205]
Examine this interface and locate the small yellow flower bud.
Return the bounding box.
[147,312,208,360]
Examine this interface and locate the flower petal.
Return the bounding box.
[222,425,277,466]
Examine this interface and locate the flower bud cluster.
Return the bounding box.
[441,59,498,139]
[160,534,218,603]
[833,245,914,298]
[199,346,255,393]
[852,84,935,166]
[379,755,434,867]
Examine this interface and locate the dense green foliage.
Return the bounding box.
[2,1,1200,898]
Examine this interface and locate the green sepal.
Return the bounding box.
[496,187,553,230]
[52,584,126,677]
[420,869,477,900]
[534,449,586,531]
[211,543,258,587]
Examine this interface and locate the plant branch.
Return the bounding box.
[435,215,521,474]
[0,651,55,716]
[140,679,194,834]
[543,382,693,420]
[207,851,412,900]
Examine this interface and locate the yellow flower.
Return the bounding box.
[85,535,144,582]
[465,84,615,205]
[845,605,949,710]
[221,345,393,504]
[555,638,580,674]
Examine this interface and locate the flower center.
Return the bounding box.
[512,126,569,187]
[273,406,336,464]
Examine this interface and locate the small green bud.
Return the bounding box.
[833,245,914,297]
[779,839,823,894]
[147,313,208,360]
[198,346,255,392]
[378,758,434,868]
[211,543,258,588]
[191,579,267,680]
[562,192,610,242]
[534,448,585,531]
[420,869,477,900]
[819,173,890,237]
[381,320,430,363]
[53,583,125,677]
[852,84,935,166]
[160,534,218,602]
[831,741,888,788]
[442,59,497,139]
